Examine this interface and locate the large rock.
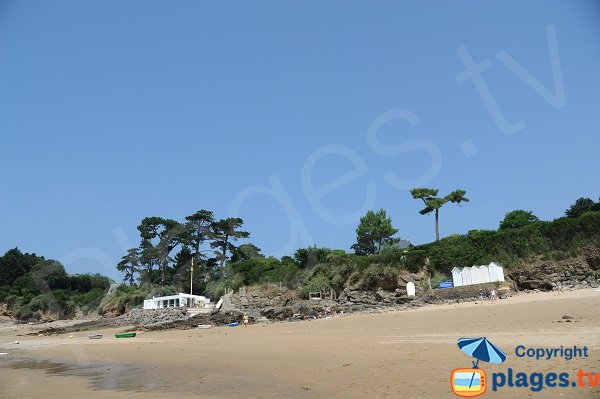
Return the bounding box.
[115,307,189,327]
[509,247,600,290]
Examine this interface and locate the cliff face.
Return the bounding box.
[508,246,600,290]
[220,248,600,320]
[0,303,13,319]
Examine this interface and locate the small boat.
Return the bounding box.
[227,322,238,327]
[197,324,212,329]
[114,332,137,338]
[88,334,103,340]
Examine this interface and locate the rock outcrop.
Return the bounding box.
[509,247,600,290]
[223,286,332,321]
[114,307,189,327]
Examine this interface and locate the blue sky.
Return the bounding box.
[1,1,599,280]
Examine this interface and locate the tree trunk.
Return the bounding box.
[435,209,440,241]
[145,264,152,285]
[194,221,202,255]
[220,234,229,268]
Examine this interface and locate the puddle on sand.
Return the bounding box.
[5,358,165,392]
[4,357,277,396]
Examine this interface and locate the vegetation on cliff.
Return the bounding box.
[2,195,599,320]
[0,249,111,320]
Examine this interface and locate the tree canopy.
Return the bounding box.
[120,210,251,291]
[565,197,597,218]
[0,248,112,320]
[499,210,540,230]
[351,209,398,255]
[410,188,469,241]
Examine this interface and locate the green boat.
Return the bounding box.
[114,332,136,338]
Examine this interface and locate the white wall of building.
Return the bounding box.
[143,293,211,310]
[143,299,157,310]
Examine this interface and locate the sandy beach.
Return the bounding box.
[1,289,599,399]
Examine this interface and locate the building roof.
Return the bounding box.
[149,293,206,301]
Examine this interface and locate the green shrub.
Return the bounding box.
[357,264,398,290]
[293,246,333,269]
[14,305,36,321]
[204,280,227,300]
[300,275,331,296]
[97,284,161,315]
[430,271,450,289]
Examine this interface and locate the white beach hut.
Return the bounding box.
[483,265,492,283]
[488,262,505,282]
[449,262,505,288]
[478,265,492,283]
[461,267,472,286]
[452,267,463,287]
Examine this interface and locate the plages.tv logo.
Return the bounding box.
[451,337,508,397]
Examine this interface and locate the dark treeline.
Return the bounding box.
[0,249,111,320]
[116,210,250,294]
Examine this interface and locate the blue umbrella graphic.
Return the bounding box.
[457,337,507,388]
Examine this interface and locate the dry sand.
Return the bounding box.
[1,289,599,398]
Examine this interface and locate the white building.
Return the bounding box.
[143,293,211,310]
[451,262,505,287]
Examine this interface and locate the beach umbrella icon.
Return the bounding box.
[458,337,507,367]
[457,337,507,389]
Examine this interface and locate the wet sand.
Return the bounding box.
[1,289,599,398]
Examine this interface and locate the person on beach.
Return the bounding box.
[490,289,497,303]
[556,281,564,294]
[479,288,485,302]
[243,314,249,327]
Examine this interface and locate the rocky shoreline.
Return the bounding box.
[9,247,600,336]
[16,282,596,337]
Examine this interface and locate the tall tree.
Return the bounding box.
[138,238,159,285]
[116,248,140,285]
[410,188,469,241]
[565,197,595,218]
[351,209,398,255]
[210,217,250,268]
[137,217,185,286]
[183,210,214,264]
